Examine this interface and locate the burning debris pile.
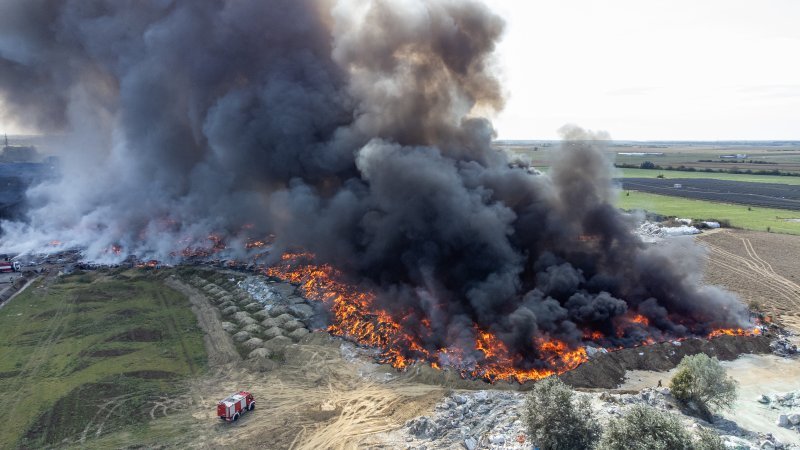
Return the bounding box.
[265,252,760,383]
[0,1,759,382]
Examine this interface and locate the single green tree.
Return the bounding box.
[524,377,601,450]
[670,354,738,420]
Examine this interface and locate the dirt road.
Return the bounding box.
[166,278,241,367]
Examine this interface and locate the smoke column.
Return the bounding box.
[0,0,748,368]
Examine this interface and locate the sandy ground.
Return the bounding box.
[621,354,800,445]
[163,278,444,450]
[698,229,800,332]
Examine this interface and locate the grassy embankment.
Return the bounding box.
[0,271,206,449]
[618,190,800,235]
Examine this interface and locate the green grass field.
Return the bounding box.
[617,168,800,185]
[0,271,206,449]
[617,191,800,235]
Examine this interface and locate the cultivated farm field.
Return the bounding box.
[617,168,800,186]
[620,178,800,211]
[697,230,800,333]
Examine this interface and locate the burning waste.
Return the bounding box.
[0,0,756,382]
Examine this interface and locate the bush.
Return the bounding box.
[670,354,737,420]
[694,427,725,450]
[598,404,692,450]
[524,377,601,450]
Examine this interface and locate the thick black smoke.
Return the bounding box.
[0,0,747,369]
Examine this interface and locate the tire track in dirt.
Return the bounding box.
[79,393,138,444]
[699,242,798,307]
[165,277,240,367]
[292,383,440,450]
[0,276,72,427]
[720,241,800,304]
[741,238,800,296]
[698,233,800,314]
[156,288,197,376]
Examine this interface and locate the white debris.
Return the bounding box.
[237,276,281,306]
[661,225,701,237]
[635,221,700,242]
[464,437,477,450]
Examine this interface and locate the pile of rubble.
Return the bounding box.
[761,391,800,435]
[398,385,799,450]
[596,388,794,450]
[635,222,666,243]
[635,221,700,243]
[771,337,799,357]
[184,271,318,367]
[597,387,676,415]
[404,391,528,450]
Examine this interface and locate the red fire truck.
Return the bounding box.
[217,391,255,422]
[0,261,20,273]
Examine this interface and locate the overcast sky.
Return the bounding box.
[485,0,800,140]
[2,1,798,141]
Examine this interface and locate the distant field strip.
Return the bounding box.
[617,168,800,185]
[617,191,800,235]
[620,178,800,211]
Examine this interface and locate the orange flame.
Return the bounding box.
[265,253,589,383]
[265,252,762,383]
[707,327,761,339]
[630,313,650,326]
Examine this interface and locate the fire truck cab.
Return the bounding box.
[0,261,20,273]
[217,391,255,422]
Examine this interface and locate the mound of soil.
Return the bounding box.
[74,290,112,303]
[125,370,178,379]
[31,309,59,319]
[106,328,163,342]
[112,309,140,318]
[84,348,137,358]
[399,334,772,390]
[560,334,772,389]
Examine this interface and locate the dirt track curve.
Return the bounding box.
[698,230,800,332]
